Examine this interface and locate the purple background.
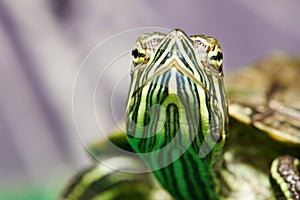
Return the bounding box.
[0,0,299,192]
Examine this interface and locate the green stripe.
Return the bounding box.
[61,157,163,200]
[62,164,114,200]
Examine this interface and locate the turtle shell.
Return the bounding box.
[221,53,300,199]
[226,52,300,145]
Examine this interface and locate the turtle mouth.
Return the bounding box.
[143,59,210,94]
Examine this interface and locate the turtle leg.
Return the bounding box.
[270,155,300,200]
[60,156,173,200]
[60,130,173,200]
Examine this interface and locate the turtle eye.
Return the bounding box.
[207,44,223,70]
[131,48,147,65]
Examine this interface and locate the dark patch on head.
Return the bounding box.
[132,49,145,58]
[210,51,223,62]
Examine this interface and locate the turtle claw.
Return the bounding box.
[270,155,300,200]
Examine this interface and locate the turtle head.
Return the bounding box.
[126,29,228,156]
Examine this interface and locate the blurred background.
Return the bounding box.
[1,0,300,199]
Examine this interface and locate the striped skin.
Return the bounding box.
[270,156,300,200]
[61,156,172,200]
[126,29,228,200]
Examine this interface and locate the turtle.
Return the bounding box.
[61,29,300,200]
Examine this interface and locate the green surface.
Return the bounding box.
[0,187,56,200]
[0,178,64,200]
